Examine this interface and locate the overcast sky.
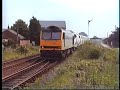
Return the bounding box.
[2,0,119,38]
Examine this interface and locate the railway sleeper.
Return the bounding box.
[2,84,13,87]
[2,87,11,90]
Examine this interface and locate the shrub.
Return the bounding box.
[89,48,101,59]
[103,49,117,63]
[3,38,16,47]
[16,46,28,54]
[77,42,103,59]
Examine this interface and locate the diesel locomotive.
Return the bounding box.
[40,26,89,59]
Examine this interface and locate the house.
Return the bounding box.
[90,36,103,44]
[39,21,66,29]
[2,29,25,44]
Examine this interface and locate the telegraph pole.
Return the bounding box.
[88,19,93,38]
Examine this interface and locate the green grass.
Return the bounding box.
[24,42,119,89]
[3,46,40,61]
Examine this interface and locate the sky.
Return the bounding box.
[2,0,119,38]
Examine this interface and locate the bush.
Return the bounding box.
[103,49,117,63]
[77,42,103,59]
[3,38,16,47]
[16,46,28,54]
[89,48,101,59]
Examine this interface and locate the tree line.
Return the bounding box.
[9,16,41,45]
[103,27,119,48]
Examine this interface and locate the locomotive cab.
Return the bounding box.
[40,26,63,59]
[40,26,75,60]
[40,26,62,50]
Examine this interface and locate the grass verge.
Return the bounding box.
[24,42,119,89]
[3,46,39,61]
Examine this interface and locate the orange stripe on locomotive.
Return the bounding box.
[40,40,62,50]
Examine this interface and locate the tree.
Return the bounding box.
[93,36,99,39]
[107,27,119,47]
[29,16,41,45]
[10,19,29,39]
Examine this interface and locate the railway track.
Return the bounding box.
[2,54,40,79]
[2,54,61,90]
[3,54,40,67]
[2,60,58,90]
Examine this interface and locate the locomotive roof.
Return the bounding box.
[42,26,76,36]
[40,21,66,29]
[42,26,66,32]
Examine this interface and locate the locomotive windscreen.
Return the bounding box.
[42,26,61,40]
[42,31,61,40]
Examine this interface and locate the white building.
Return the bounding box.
[90,37,103,44]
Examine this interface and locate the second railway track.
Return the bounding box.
[2,60,58,90]
[2,54,62,90]
[3,54,40,69]
[2,54,40,79]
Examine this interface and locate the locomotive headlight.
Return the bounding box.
[41,46,44,48]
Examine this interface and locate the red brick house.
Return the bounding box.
[2,29,25,44]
